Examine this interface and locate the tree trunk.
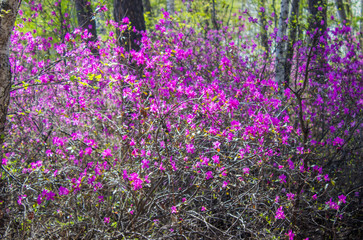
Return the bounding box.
[113,0,146,51]
[167,0,175,15]
[142,0,152,16]
[74,0,98,54]
[0,0,21,233]
[308,0,327,35]
[284,0,300,87]
[275,0,289,87]
[335,0,348,25]
[308,0,327,82]
[212,0,218,30]
[258,0,269,54]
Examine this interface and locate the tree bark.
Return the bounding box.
[167,0,175,15]
[75,0,97,40]
[113,0,146,51]
[142,0,152,16]
[308,0,327,35]
[74,0,98,54]
[258,0,269,54]
[0,0,21,233]
[308,0,327,82]
[335,0,348,25]
[275,0,289,88]
[212,0,218,30]
[284,0,300,87]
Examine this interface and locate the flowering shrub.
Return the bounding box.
[0,5,362,239]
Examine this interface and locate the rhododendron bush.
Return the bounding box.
[1,6,362,240]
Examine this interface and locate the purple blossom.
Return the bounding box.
[279,174,287,183]
[17,195,27,205]
[186,143,195,153]
[275,206,285,219]
[59,186,69,195]
[286,193,295,200]
[205,171,213,180]
[171,206,178,214]
[102,149,112,158]
[286,230,295,240]
[326,198,339,210]
[338,194,346,204]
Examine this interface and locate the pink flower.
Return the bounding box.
[312,194,317,200]
[85,147,92,155]
[122,17,129,24]
[286,230,295,240]
[205,171,213,180]
[222,181,229,188]
[324,174,329,182]
[159,162,165,171]
[333,137,344,146]
[186,143,195,153]
[212,155,220,164]
[129,173,143,190]
[59,186,69,195]
[275,206,285,219]
[171,206,178,214]
[338,194,346,204]
[17,195,27,205]
[213,141,221,149]
[102,149,112,158]
[326,198,339,210]
[2,158,8,165]
[37,195,42,205]
[279,174,287,183]
[104,217,110,224]
[201,206,206,212]
[45,190,56,201]
[286,193,295,200]
[242,167,250,174]
[141,159,150,169]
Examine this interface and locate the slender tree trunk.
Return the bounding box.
[74,0,98,54]
[308,0,327,36]
[114,0,146,51]
[75,0,97,40]
[212,0,218,30]
[272,0,277,28]
[259,0,269,54]
[167,0,175,14]
[284,0,300,86]
[0,0,21,233]
[335,0,348,25]
[142,0,152,16]
[308,0,327,82]
[275,0,289,87]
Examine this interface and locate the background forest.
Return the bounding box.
[0,0,362,239]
